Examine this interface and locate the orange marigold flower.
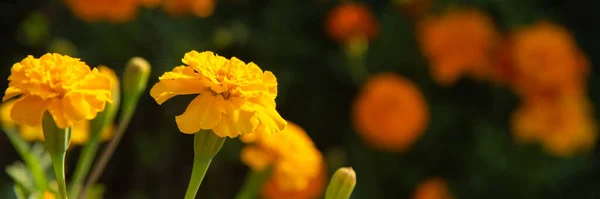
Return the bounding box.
[0,99,113,145]
[63,0,139,23]
[3,53,112,129]
[262,162,327,199]
[412,178,454,199]
[510,21,589,97]
[150,50,286,137]
[162,0,216,18]
[326,2,379,43]
[352,73,429,152]
[240,121,324,197]
[418,8,498,86]
[511,94,597,157]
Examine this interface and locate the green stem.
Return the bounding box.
[50,152,67,199]
[80,111,134,198]
[235,168,272,199]
[67,135,101,199]
[184,157,212,199]
[3,129,48,192]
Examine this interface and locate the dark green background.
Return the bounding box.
[1,0,600,198]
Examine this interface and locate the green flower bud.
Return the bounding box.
[194,130,226,159]
[325,167,357,199]
[121,57,151,122]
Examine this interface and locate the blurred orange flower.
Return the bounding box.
[418,8,498,86]
[511,94,597,157]
[412,178,453,199]
[510,21,589,97]
[162,0,216,18]
[63,0,139,23]
[261,163,327,199]
[326,2,379,43]
[240,121,324,198]
[352,73,429,152]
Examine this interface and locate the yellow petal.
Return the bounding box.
[150,79,205,105]
[2,87,22,102]
[175,93,225,134]
[11,96,49,127]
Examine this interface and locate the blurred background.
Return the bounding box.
[2,0,600,198]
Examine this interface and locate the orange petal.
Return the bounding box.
[150,79,205,105]
[175,93,225,134]
[11,96,49,126]
[2,87,22,102]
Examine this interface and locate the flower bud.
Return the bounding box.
[325,167,356,199]
[121,57,151,121]
[194,130,226,159]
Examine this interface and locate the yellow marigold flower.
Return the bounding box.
[412,178,454,199]
[352,73,429,152]
[511,94,597,157]
[43,191,56,199]
[326,2,379,43]
[418,8,498,86]
[240,121,324,196]
[150,50,286,137]
[62,0,139,23]
[163,0,216,18]
[0,99,113,144]
[510,21,589,97]
[2,53,112,129]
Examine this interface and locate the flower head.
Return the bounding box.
[240,121,324,197]
[326,2,379,43]
[510,21,589,97]
[150,50,286,137]
[418,8,498,86]
[352,73,429,152]
[412,178,454,199]
[3,53,112,129]
[511,94,597,157]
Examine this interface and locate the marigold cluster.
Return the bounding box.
[62,0,215,23]
[326,2,379,43]
[412,178,454,199]
[507,22,596,157]
[352,73,429,152]
[150,50,286,137]
[3,53,112,129]
[418,8,499,86]
[240,121,324,198]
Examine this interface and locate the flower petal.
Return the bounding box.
[2,87,22,102]
[175,93,225,134]
[11,96,50,127]
[150,79,205,105]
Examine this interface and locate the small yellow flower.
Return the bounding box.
[0,99,114,145]
[150,50,286,137]
[2,53,112,129]
[43,191,56,199]
[240,121,324,196]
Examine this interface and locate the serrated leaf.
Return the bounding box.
[5,162,35,194]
